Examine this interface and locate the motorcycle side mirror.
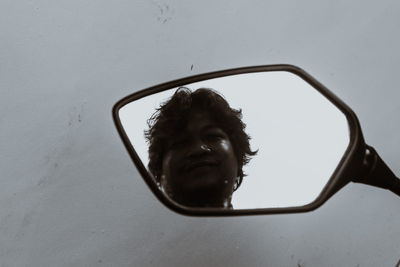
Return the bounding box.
[113,65,400,216]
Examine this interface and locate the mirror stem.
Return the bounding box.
[353,145,400,197]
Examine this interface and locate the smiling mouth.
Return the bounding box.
[185,160,218,172]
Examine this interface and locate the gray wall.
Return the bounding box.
[1,1,400,266]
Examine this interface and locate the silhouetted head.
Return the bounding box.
[145,88,257,208]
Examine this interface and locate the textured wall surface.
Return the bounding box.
[1,1,400,266]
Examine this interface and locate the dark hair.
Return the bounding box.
[145,87,257,189]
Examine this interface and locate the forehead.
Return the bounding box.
[185,111,220,133]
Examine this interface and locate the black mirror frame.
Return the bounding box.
[112,64,367,216]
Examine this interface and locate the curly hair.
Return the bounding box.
[145,87,257,190]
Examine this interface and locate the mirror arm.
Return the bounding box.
[352,145,400,197]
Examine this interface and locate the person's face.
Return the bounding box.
[160,110,238,208]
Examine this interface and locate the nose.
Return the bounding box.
[200,144,211,152]
[187,138,212,158]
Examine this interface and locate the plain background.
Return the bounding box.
[1,1,400,266]
[120,72,350,208]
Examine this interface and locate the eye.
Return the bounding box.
[169,138,188,149]
[204,130,226,142]
[207,134,223,140]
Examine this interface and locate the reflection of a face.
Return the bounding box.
[160,110,238,208]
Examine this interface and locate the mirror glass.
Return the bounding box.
[119,71,349,209]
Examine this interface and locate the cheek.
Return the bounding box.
[160,153,174,191]
[161,151,183,178]
[220,140,230,151]
[161,153,173,176]
[219,139,235,156]
[218,140,238,171]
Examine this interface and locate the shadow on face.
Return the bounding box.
[160,110,239,208]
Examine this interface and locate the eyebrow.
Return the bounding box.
[201,125,226,134]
